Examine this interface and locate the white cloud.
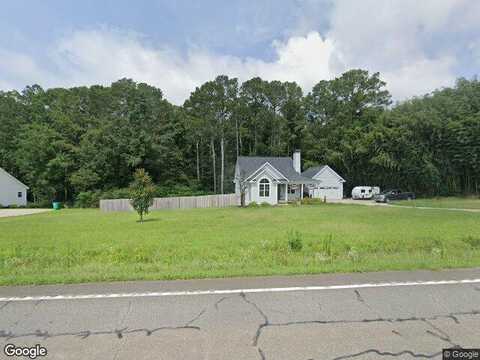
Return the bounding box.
[325,0,480,98]
[1,1,479,103]
[57,30,335,103]
[0,29,334,104]
[382,57,456,100]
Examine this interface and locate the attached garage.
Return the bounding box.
[302,165,345,200]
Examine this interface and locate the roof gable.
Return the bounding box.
[303,165,346,182]
[0,167,29,189]
[302,165,326,178]
[236,156,318,183]
[246,162,288,182]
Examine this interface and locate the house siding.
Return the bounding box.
[0,170,28,206]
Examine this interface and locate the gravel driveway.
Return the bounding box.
[0,209,51,218]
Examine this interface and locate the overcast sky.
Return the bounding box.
[0,0,479,104]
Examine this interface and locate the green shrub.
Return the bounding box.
[260,202,272,207]
[287,230,303,251]
[98,183,213,201]
[100,188,131,200]
[246,202,260,208]
[75,191,101,208]
[155,183,212,197]
[26,200,52,209]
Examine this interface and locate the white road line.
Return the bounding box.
[1,278,480,302]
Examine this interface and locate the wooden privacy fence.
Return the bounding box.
[100,193,239,212]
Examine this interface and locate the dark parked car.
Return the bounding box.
[374,189,415,203]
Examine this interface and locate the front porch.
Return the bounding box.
[277,182,310,203]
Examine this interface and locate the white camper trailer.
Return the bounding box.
[351,186,380,200]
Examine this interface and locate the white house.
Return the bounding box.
[0,167,28,207]
[234,150,345,205]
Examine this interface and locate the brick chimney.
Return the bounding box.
[293,150,301,173]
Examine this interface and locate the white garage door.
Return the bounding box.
[313,186,342,200]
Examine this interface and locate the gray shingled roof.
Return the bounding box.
[236,156,317,182]
[302,165,326,179]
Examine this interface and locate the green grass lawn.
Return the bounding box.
[1,204,480,286]
[392,196,480,209]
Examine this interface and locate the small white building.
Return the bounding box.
[234,150,345,205]
[0,167,28,207]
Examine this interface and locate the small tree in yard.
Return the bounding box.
[130,168,155,223]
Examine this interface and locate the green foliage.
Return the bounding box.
[100,188,132,200]
[1,74,480,206]
[154,184,212,197]
[24,200,52,209]
[287,230,303,252]
[129,169,155,223]
[75,191,101,208]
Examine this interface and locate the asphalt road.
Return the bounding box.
[1,269,480,359]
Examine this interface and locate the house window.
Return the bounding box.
[259,179,270,197]
[18,192,22,198]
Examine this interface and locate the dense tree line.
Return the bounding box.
[0,70,479,206]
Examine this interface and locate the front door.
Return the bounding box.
[277,184,286,202]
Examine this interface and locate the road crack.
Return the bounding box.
[214,296,228,310]
[391,330,402,337]
[331,349,442,359]
[354,290,365,304]
[423,319,459,347]
[114,300,133,339]
[239,292,269,346]
[0,301,10,311]
[239,292,270,359]
[0,325,200,340]
[186,308,207,326]
[251,309,479,350]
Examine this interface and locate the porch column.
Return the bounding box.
[301,184,304,199]
[285,184,288,202]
